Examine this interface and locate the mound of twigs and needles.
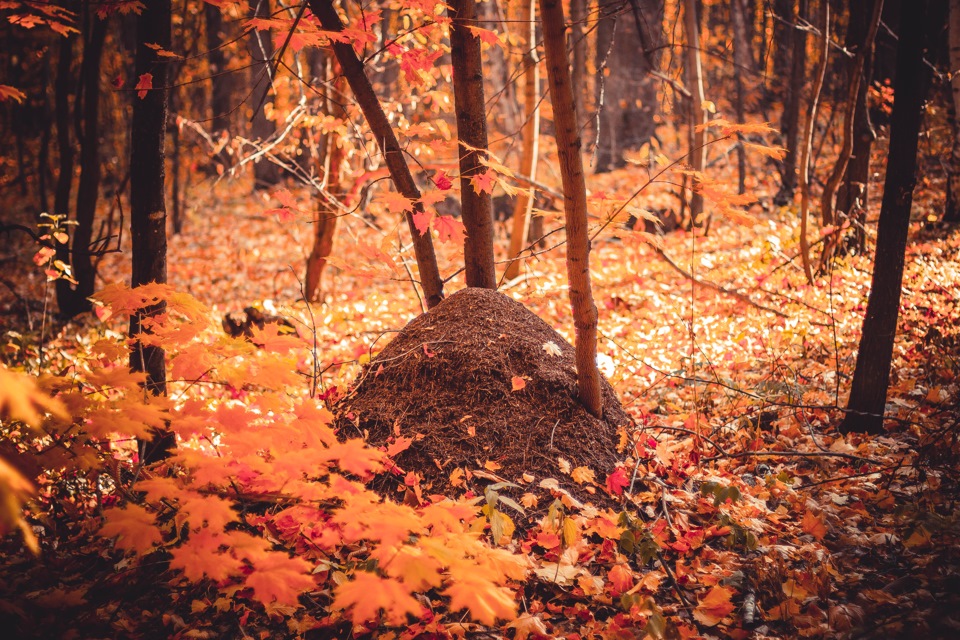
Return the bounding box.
[336,287,629,500]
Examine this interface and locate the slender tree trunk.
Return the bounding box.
[595,0,662,173]
[248,0,280,190]
[946,0,960,222]
[775,0,808,205]
[504,0,540,282]
[838,1,879,249]
[448,0,497,289]
[38,55,52,216]
[308,0,444,308]
[305,56,344,302]
[540,0,603,417]
[569,0,586,128]
[798,0,829,284]
[170,82,183,235]
[63,12,108,318]
[478,0,518,136]
[840,0,934,435]
[53,30,76,314]
[819,0,883,267]
[683,0,706,230]
[206,2,230,136]
[731,0,750,195]
[130,0,173,462]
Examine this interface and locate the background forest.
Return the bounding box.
[1,0,960,638]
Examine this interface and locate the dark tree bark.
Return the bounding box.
[205,2,231,136]
[53,30,76,312]
[130,0,173,462]
[946,0,960,222]
[540,0,603,417]
[38,55,52,216]
[683,0,706,229]
[837,2,880,249]
[308,0,444,308]
[819,0,883,267]
[594,0,662,173]
[731,0,751,194]
[840,0,934,435]
[775,0,808,205]
[448,0,497,289]
[248,0,280,190]
[305,56,344,302]
[58,11,107,319]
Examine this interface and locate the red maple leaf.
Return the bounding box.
[433,171,453,191]
[135,73,153,99]
[433,215,466,244]
[605,466,629,496]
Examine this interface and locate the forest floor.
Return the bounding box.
[2,159,960,638]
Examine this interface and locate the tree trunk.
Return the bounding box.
[594,0,662,173]
[248,0,280,190]
[798,0,829,284]
[840,0,934,435]
[540,0,603,417]
[504,0,540,282]
[837,1,880,250]
[305,56,344,302]
[448,0,497,289]
[946,0,960,222]
[61,12,107,319]
[478,0,518,136]
[775,0,808,205]
[53,30,76,314]
[819,0,883,266]
[569,0,586,128]
[731,0,751,195]
[683,0,706,229]
[130,0,173,462]
[308,0,445,308]
[206,2,231,136]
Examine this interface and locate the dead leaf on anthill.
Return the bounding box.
[557,457,572,474]
[449,468,465,488]
[484,460,502,471]
[571,466,596,485]
[511,376,526,391]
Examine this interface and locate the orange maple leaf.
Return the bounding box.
[470,170,496,195]
[693,584,736,626]
[801,510,828,541]
[100,504,161,554]
[168,528,242,582]
[444,577,517,625]
[245,552,315,607]
[607,564,633,596]
[333,571,422,625]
